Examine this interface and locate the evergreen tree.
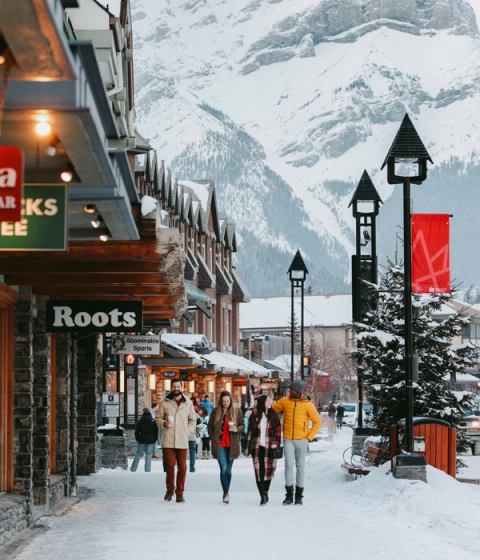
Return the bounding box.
[352,260,475,450]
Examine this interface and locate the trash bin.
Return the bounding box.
[390,417,456,478]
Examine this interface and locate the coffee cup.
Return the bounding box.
[168,415,174,427]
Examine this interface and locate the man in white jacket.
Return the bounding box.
[158,381,196,503]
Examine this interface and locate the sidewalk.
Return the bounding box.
[7,430,480,560]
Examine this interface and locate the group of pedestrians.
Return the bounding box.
[130,378,322,506]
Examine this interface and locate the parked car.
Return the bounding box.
[341,403,358,427]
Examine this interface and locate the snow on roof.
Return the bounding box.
[205,351,271,377]
[177,180,210,214]
[160,336,204,360]
[264,354,300,372]
[240,295,352,330]
[435,299,480,318]
[444,373,480,383]
[161,333,210,350]
[452,391,474,402]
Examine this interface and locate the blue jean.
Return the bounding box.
[188,440,197,471]
[131,443,155,472]
[217,446,234,493]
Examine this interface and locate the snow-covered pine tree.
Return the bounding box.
[352,259,476,450]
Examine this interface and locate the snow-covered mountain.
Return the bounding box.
[131,0,480,295]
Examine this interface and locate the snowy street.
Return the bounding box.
[9,430,480,560]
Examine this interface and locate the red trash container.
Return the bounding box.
[390,417,456,478]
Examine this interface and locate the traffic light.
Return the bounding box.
[124,354,138,377]
[302,355,311,377]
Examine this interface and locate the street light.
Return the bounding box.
[288,250,309,381]
[381,113,433,452]
[349,170,382,428]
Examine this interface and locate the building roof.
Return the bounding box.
[161,333,210,350]
[444,373,479,383]
[263,354,300,373]
[205,351,271,377]
[240,295,352,330]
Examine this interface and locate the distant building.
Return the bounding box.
[240,294,354,355]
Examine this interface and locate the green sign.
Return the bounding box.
[0,185,67,251]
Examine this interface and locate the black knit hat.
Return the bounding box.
[289,380,305,394]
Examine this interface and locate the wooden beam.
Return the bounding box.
[31,285,182,296]
[5,272,181,285]
[0,260,165,274]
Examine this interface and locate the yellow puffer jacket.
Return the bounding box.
[272,397,321,441]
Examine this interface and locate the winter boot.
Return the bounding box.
[260,494,268,506]
[294,486,304,505]
[283,485,294,505]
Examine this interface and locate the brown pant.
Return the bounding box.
[163,448,188,496]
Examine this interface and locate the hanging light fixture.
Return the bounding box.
[45,136,61,157]
[91,215,103,229]
[0,36,7,65]
[35,118,52,137]
[60,163,74,183]
[83,204,96,214]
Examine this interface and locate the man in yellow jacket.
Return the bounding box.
[273,379,321,505]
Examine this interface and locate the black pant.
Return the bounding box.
[201,437,210,452]
[255,446,271,496]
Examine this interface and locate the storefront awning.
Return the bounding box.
[204,351,271,377]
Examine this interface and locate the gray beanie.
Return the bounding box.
[289,380,305,393]
[142,407,150,414]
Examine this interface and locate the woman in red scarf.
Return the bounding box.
[208,391,244,503]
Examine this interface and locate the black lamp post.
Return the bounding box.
[381,114,433,452]
[288,250,309,381]
[349,170,382,428]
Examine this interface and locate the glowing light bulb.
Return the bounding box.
[35,120,52,137]
[60,169,73,183]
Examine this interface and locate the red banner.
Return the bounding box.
[0,146,24,222]
[412,213,451,294]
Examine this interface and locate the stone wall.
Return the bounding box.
[32,305,51,506]
[76,334,99,475]
[55,333,72,493]
[0,494,29,548]
[12,288,34,514]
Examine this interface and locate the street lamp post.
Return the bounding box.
[349,170,382,428]
[381,114,433,452]
[288,250,309,381]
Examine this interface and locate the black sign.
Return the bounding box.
[46,300,143,333]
